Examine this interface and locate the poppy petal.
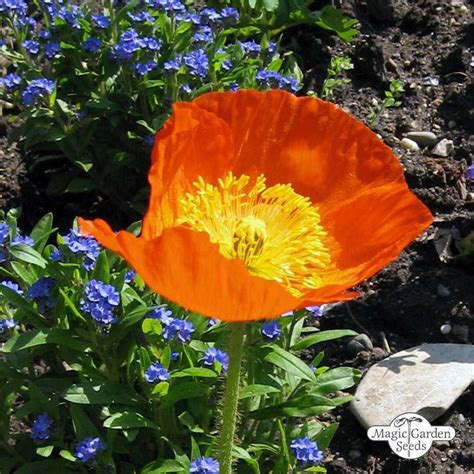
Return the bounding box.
[142,102,234,239]
[79,219,306,321]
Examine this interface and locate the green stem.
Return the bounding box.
[219,323,246,474]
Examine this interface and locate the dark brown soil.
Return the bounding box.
[1,0,473,472]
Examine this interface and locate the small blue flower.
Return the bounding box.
[0,223,10,244]
[173,319,195,343]
[240,40,260,57]
[290,437,323,465]
[170,351,179,361]
[466,164,474,180]
[261,320,281,341]
[143,135,155,147]
[0,0,27,16]
[38,28,51,40]
[145,0,185,14]
[306,305,324,317]
[192,25,212,44]
[164,55,182,74]
[11,234,34,247]
[23,39,40,55]
[44,41,60,59]
[56,5,83,29]
[92,14,110,29]
[62,229,100,270]
[229,82,239,92]
[180,83,192,94]
[22,78,55,106]
[134,60,157,76]
[220,7,239,24]
[128,10,155,23]
[221,59,232,71]
[184,49,208,78]
[140,37,162,51]
[199,8,221,27]
[30,413,53,441]
[125,270,135,283]
[1,280,23,296]
[74,436,106,463]
[0,318,17,331]
[28,277,55,300]
[0,73,21,92]
[202,347,229,372]
[145,362,170,383]
[80,280,120,325]
[208,318,218,328]
[190,457,220,474]
[50,247,63,262]
[83,37,101,54]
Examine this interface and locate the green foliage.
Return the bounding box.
[368,80,405,127]
[0,212,361,471]
[319,55,353,100]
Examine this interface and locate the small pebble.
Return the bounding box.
[435,440,450,450]
[372,347,387,360]
[437,284,451,297]
[458,414,466,423]
[432,139,454,157]
[448,120,457,129]
[406,131,438,147]
[440,323,452,335]
[452,324,469,341]
[348,449,361,460]
[347,334,373,354]
[400,138,420,152]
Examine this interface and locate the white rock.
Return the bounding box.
[406,131,438,147]
[440,324,452,335]
[400,138,420,152]
[351,344,474,428]
[432,139,454,157]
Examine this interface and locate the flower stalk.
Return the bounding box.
[219,322,246,474]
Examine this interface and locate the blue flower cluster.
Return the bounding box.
[80,280,120,325]
[1,280,23,296]
[112,29,162,61]
[290,437,323,465]
[261,320,281,341]
[0,223,10,262]
[62,229,100,270]
[30,413,53,441]
[22,78,55,105]
[147,307,195,343]
[256,69,299,92]
[11,234,34,246]
[0,73,21,92]
[74,436,107,463]
[190,456,220,474]
[28,277,55,312]
[306,305,324,317]
[0,318,17,332]
[202,347,229,372]
[145,361,170,383]
[83,37,102,54]
[0,0,27,16]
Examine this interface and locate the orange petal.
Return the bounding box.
[79,219,305,322]
[142,102,234,239]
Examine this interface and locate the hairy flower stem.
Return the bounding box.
[219,322,246,474]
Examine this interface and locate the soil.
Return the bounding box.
[1,0,473,472]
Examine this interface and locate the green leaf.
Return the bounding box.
[312,367,362,395]
[10,261,37,286]
[9,244,47,268]
[314,5,358,43]
[91,251,110,284]
[141,460,185,473]
[62,382,141,405]
[263,345,315,381]
[171,368,217,379]
[161,382,208,409]
[142,318,162,337]
[16,460,75,473]
[36,445,54,457]
[64,178,96,193]
[291,330,357,351]
[3,329,90,353]
[315,422,338,451]
[70,404,99,439]
[59,450,76,462]
[0,284,40,320]
[103,411,159,430]
[30,213,55,253]
[239,384,281,399]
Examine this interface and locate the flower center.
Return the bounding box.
[178,173,331,296]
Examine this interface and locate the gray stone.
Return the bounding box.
[440,323,452,335]
[406,131,438,147]
[437,283,451,297]
[452,325,469,341]
[432,138,454,157]
[400,137,420,152]
[347,334,373,354]
[351,344,474,428]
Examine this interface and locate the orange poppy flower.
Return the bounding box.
[79,90,432,322]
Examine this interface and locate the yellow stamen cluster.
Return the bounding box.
[178,173,331,296]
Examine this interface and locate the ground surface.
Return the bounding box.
[0,0,473,472]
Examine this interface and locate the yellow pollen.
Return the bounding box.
[177,173,331,296]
